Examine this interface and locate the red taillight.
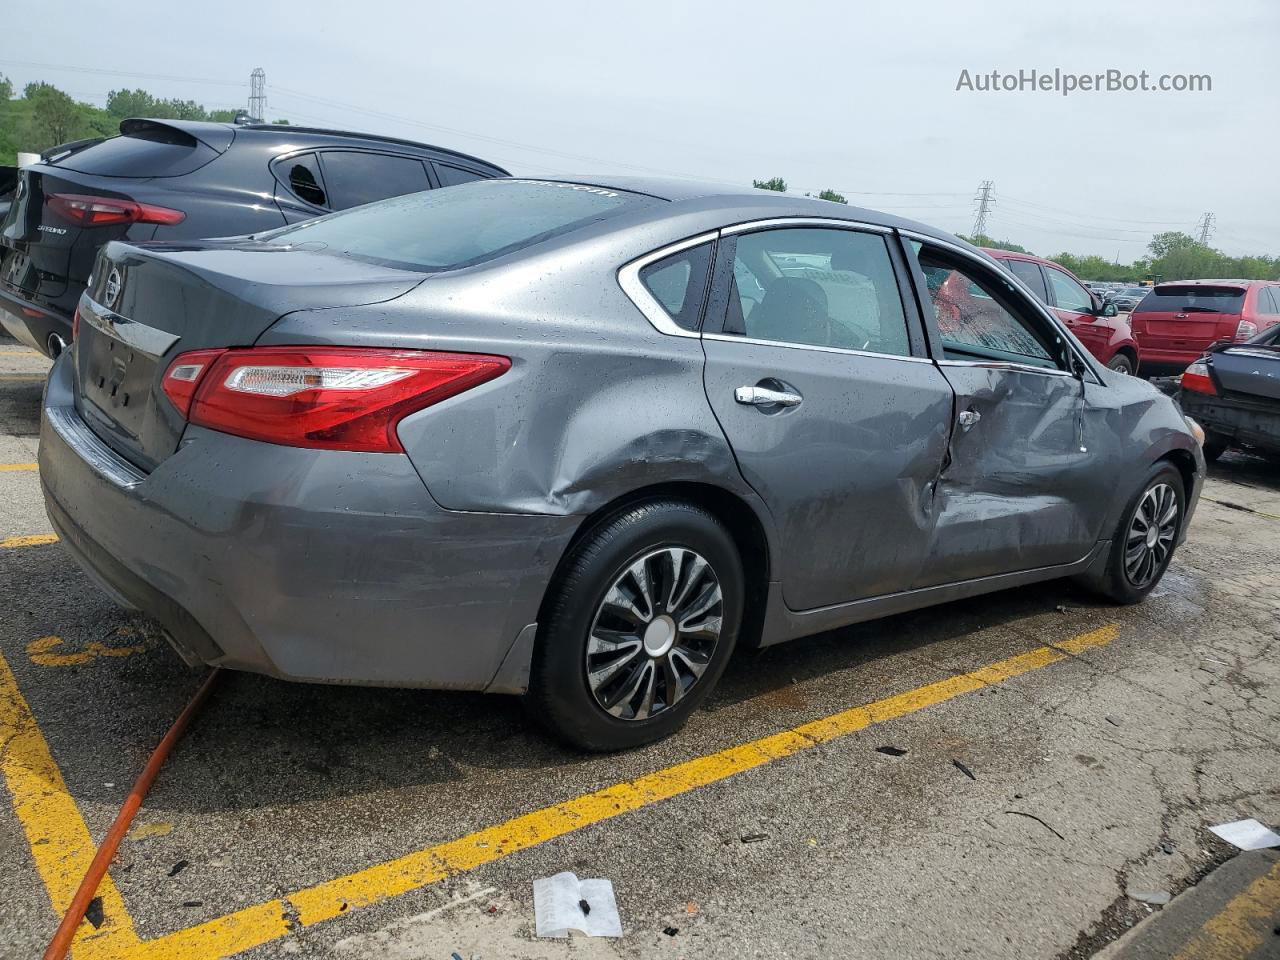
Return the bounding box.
[1234,319,1258,341]
[1180,359,1217,395]
[48,193,186,228]
[162,349,228,417]
[174,347,510,452]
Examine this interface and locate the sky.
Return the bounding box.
[3,0,1277,261]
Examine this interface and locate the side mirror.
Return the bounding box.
[1098,301,1118,318]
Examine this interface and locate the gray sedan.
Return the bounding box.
[40,177,1204,750]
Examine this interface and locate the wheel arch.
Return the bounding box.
[537,481,774,652]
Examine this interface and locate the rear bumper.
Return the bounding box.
[39,353,576,690]
[1180,390,1280,453]
[0,288,71,356]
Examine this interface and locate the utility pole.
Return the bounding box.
[971,180,995,240]
[1195,211,1215,246]
[248,68,267,122]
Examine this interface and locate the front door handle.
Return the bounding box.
[735,385,802,407]
[957,409,981,430]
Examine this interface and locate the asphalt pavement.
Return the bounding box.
[1,337,1277,960]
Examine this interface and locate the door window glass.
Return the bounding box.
[639,242,713,331]
[1004,258,1048,302]
[1045,266,1094,313]
[917,248,1060,368]
[319,152,431,209]
[1256,287,1280,316]
[435,164,487,187]
[727,228,911,356]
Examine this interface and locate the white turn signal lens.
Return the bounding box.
[222,365,415,398]
[1183,415,1205,447]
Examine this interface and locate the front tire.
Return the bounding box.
[526,500,744,751]
[1082,462,1185,604]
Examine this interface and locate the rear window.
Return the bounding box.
[55,128,222,179]
[1133,285,1245,314]
[261,179,658,272]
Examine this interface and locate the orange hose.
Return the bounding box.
[43,669,222,960]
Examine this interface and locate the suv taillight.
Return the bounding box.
[1181,359,1216,395]
[1234,319,1258,341]
[48,193,186,228]
[163,347,510,452]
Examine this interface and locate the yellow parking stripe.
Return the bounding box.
[0,534,58,549]
[94,623,1118,960]
[1173,858,1280,959]
[0,463,38,472]
[0,651,139,954]
[0,350,43,356]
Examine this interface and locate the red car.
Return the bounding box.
[984,249,1141,374]
[1128,279,1280,375]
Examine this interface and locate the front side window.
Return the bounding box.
[319,151,431,210]
[639,243,713,332]
[1045,266,1094,314]
[726,227,912,357]
[917,248,1059,368]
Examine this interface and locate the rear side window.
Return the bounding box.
[56,130,220,178]
[280,153,327,207]
[1255,287,1280,316]
[436,164,487,187]
[639,243,713,331]
[319,151,431,210]
[263,179,658,272]
[1133,285,1245,315]
[1004,259,1047,302]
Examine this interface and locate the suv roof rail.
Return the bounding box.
[238,124,510,174]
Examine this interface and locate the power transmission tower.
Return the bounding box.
[971,180,995,239]
[1195,212,1215,246]
[248,68,267,122]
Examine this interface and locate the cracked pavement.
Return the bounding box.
[1,337,1277,959]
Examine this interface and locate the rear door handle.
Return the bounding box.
[957,409,981,430]
[735,386,802,407]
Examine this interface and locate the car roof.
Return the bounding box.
[540,174,972,246]
[119,118,509,173]
[1154,279,1256,289]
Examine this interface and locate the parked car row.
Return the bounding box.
[0,119,508,358]
[1179,322,1280,462]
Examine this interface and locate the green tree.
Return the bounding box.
[21,82,88,151]
[1147,231,1197,260]
[0,73,12,102]
[959,233,1031,255]
[753,177,786,192]
[817,188,847,204]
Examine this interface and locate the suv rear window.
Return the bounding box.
[262,179,657,272]
[55,128,222,179]
[1133,285,1245,314]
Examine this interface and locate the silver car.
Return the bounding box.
[40,177,1204,750]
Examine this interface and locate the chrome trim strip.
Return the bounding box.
[46,405,145,488]
[721,217,891,236]
[703,332,933,363]
[80,297,179,357]
[935,358,1074,378]
[617,231,719,339]
[898,229,1099,383]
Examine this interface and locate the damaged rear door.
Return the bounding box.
[701,222,952,610]
[905,239,1107,586]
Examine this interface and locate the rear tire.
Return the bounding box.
[1079,462,1185,604]
[1107,353,1135,376]
[525,500,744,752]
[1202,432,1229,462]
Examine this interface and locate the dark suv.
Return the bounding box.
[0,119,507,357]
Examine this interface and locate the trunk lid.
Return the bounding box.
[1211,344,1280,402]
[1131,283,1246,352]
[1,165,90,302]
[74,238,426,471]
